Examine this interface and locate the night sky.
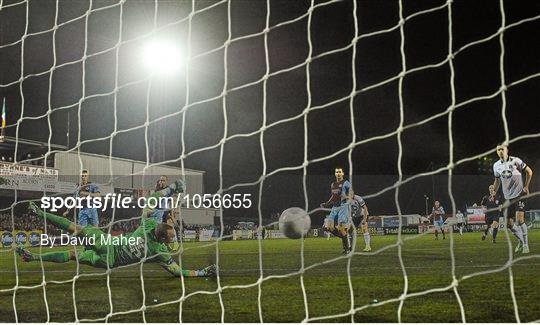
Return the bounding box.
[1,0,539,224]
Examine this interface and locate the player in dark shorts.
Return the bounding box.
[321,166,352,254]
[492,144,533,254]
[480,185,502,243]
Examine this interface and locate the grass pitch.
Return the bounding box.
[1,230,539,322]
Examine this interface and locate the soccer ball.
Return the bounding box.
[279,207,311,239]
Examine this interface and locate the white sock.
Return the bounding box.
[363,232,371,247]
[511,224,524,244]
[459,226,463,235]
[520,223,528,246]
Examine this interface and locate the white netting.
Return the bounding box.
[1,0,540,322]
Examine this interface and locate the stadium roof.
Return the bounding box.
[59,151,206,175]
[0,136,67,152]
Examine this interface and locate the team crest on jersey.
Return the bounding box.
[501,168,513,178]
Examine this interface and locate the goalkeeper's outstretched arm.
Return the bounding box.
[158,255,215,278]
[153,222,216,278]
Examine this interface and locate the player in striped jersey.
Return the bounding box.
[492,144,533,253]
[349,191,371,251]
[321,166,352,254]
[16,180,215,278]
[431,201,445,240]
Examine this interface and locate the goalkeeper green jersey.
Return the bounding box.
[83,218,171,268]
[111,218,170,267]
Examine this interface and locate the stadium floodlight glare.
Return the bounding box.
[142,40,184,75]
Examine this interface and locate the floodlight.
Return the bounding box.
[142,40,183,75]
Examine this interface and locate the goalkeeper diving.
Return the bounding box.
[16,180,216,278]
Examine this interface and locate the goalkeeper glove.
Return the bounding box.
[200,264,217,277]
[28,201,41,214]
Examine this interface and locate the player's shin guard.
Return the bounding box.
[492,227,498,240]
[363,232,371,247]
[519,222,528,246]
[341,235,350,251]
[511,224,524,244]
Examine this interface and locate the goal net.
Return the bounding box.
[0,0,539,322]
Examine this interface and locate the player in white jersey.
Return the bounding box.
[455,210,465,235]
[349,192,371,251]
[492,144,533,254]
